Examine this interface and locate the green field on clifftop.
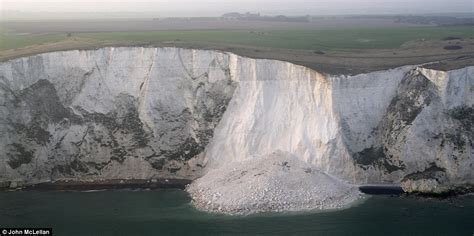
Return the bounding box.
[1,26,473,51]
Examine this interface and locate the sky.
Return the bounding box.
[2,0,474,16]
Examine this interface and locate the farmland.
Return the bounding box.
[2,27,473,51]
[74,27,474,51]
[1,18,473,74]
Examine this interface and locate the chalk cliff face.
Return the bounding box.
[0,47,472,193]
[205,62,473,193]
[0,48,236,183]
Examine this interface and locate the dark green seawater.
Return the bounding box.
[1,190,473,236]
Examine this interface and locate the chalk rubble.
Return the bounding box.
[187,151,362,215]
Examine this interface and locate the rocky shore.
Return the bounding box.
[0,178,192,191]
[187,151,363,215]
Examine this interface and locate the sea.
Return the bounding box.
[0,190,473,235]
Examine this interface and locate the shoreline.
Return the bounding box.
[2,179,472,195]
[2,179,472,201]
[0,179,192,191]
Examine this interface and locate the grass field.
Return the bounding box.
[1,26,473,52]
[0,28,68,50]
[74,27,474,51]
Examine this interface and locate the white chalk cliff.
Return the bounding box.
[0,47,473,194]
